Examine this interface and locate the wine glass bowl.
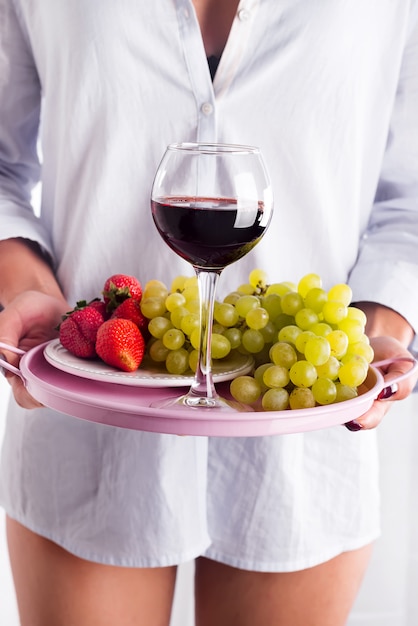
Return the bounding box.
[151,142,273,411]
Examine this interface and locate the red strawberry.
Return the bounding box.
[103,274,143,310]
[95,318,145,372]
[88,298,109,320]
[110,298,148,331]
[59,304,105,358]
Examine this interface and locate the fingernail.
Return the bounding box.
[345,420,363,432]
[377,383,399,400]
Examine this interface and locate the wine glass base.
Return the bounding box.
[151,392,253,413]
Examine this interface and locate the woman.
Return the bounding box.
[0,1,417,624]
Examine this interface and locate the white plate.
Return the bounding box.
[43,339,254,388]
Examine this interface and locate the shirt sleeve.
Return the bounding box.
[0,0,53,256]
[348,6,418,335]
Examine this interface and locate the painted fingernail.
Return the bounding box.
[377,383,399,400]
[345,420,363,431]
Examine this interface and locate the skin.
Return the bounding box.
[1,2,417,624]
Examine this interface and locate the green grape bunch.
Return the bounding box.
[140,270,374,412]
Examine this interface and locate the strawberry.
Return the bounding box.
[110,298,148,331]
[59,303,105,358]
[102,274,143,310]
[95,318,145,372]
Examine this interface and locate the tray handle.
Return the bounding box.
[372,356,418,388]
[0,342,26,383]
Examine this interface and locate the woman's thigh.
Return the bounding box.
[6,516,177,626]
[194,544,373,626]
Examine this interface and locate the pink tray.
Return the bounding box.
[11,342,415,437]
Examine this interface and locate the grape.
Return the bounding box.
[223,292,241,306]
[254,363,272,392]
[246,307,269,330]
[261,293,282,319]
[326,329,349,358]
[335,383,358,403]
[259,321,277,344]
[149,339,170,362]
[214,302,239,327]
[311,378,337,405]
[338,360,368,387]
[269,342,298,368]
[143,280,169,300]
[211,333,231,359]
[183,276,198,289]
[148,316,173,339]
[345,341,374,363]
[281,291,304,316]
[289,387,316,409]
[315,356,341,380]
[278,324,302,345]
[165,292,186,312]
[249,268,268,290]
[304,336,331,366]
[171,275,189,293]
[262,388,290,411]
[346,306,367,325]
[263,365,290,388]
[190,328,201,350]
[140,297,167,319]
[170,306,190,329]
[188,349,199,372]
[265,282,293,296]
[163,328,185,350]
[237,283,256,295]
[180,313,200,336]
[242,329,265,353]
[289,361,318,387]
[274,314,296,331]
[182,285,200,301]
[185,299,200,315]
[295,330,315,354]
[294,307,319,330]
[297,273,322,298]
[230,376,262,404]
[322,300,348,324]
[328,283,352,306]
[223,327,242,350]
[165,348,190,375]
[337,318,364,343]
[303,287,327,313]
[235,295,260,317]
[310,322,332,337]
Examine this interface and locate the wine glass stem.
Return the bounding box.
[189,268,221,401]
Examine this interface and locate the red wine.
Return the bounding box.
[152,196,267,269]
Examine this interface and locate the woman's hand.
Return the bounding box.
[345,302,417,431]
[0,290,69,408]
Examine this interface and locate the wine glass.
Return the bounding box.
[151,142,273,411]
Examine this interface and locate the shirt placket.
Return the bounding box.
[175,0,217,142]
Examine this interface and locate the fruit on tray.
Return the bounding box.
[58,270,374,409]
[58,274,147,371]
[59,302,105,358]
[96,318,145,372]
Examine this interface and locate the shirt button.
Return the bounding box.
[201,102,214,115]
[238,8,251,21]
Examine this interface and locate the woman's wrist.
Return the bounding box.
[0,238,65,307]
[355,301,415,348]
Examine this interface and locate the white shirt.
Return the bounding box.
[1,0,418,327]
[0,0,417,570]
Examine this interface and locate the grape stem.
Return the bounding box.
[187,268,221,406]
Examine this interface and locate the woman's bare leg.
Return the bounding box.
[195,544,373,626]
[7,516,177,626]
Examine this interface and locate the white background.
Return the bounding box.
[1,373,418,625]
